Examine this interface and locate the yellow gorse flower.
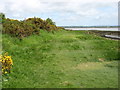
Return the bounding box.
[0,52,13,75]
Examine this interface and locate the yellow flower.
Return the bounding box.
[0,53,13,75]
[5,71,7,74]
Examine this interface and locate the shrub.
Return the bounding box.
[46,18,55,25]
[0,53,13,75]
[0,13,5,23]
[2,14,64,39]
[57,27,65,30]
[2,18,40,39]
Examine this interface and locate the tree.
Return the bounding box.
[46,18,55,25]
[0,13,5,23]
[0,13,5,20]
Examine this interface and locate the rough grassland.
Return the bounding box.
[2,30,119,88]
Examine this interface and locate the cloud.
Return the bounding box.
[0,0,118,25]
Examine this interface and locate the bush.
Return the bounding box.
[46,18,55,25]
[24,17,58,31]
[2,14,65,39]
[3,18,40,39]
[0,53,13,75]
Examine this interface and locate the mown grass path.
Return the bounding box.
[2,30,119,88]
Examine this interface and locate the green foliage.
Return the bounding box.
[2,30,118,88]
[2,18,40,39]
[46,18,55,25]
[0,13,5,23]
[0,13,5,19]
[2,15,64,39]
[24,17,58,32]
[57,27,65,30]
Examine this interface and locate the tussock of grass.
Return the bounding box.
[2,30,119,88]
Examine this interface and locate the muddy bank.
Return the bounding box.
[88,30,120,40]
[88,30,120,36]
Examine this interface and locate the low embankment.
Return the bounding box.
[88,30,120,40]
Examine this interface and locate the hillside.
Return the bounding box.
[2,30,119,88]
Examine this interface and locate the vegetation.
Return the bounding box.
[1,13,63,40]
[0,52,13,75]
[0,13,119,88]
[61,26,119,28]
[46,18,55,25]
[2,30,119,88]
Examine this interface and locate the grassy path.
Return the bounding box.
[2,30,119,88]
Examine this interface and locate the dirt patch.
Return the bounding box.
[73,62,111,70]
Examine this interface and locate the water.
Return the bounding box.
[65,28,119,31]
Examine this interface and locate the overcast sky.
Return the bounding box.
[0,0,119,26]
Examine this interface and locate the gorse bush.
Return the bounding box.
[0,53,13,75]
[24,17,58,31]
[46,18,55,25]
[1,13,63,39]
[2,18,40,39]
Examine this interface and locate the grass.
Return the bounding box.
[2,30,119,88]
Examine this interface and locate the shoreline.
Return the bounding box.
[64,27,118,31]
[65,29,120,40]
[65,29,120,34]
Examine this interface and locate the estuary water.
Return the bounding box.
[65,28,119,31]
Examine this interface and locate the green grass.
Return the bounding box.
[2,30,119,88]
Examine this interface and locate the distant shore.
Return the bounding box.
[64,27,118,31]
[66,29,119,36]
[87,30,120,36]
[65,29,120,40]
[60,26,119,28]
